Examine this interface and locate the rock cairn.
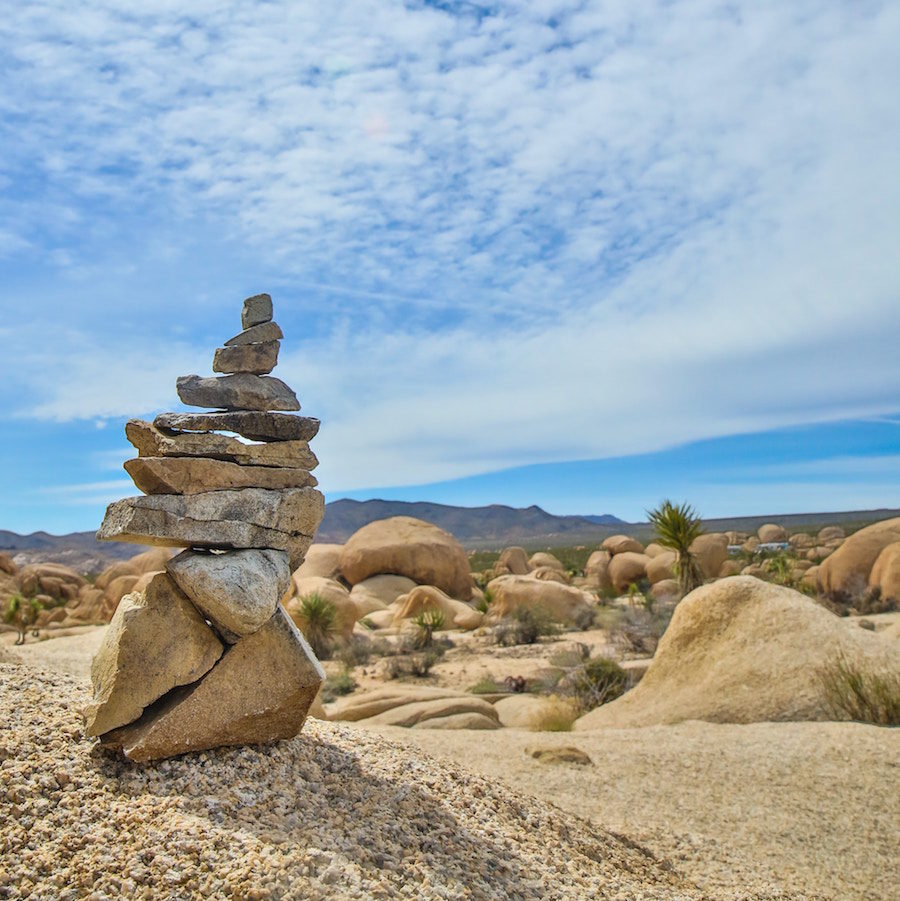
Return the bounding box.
[85,294,326,762]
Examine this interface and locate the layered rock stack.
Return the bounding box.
[85,294,326,762]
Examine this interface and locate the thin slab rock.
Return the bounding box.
[97,487,325,571]
[125,457,317,495]
[224,321,284,346]
[125,420,318,469]
[213,341,279,375]
[99,606,324,761]
[167,548,291,642]
[154,411,320,442]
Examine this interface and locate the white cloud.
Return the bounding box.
[1,1,899,494]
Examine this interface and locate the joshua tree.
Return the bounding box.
[4,593,43,645]
[647,499,705,594]
[297,593,337,660]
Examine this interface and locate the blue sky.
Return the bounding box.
[1,1,899,534]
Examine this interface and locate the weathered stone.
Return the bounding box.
[154,411,319,443]
[125,420,317,469]
[125,457,316,495]
[167,549,290,642]
[242,293,273,329]
[99,606,324,761]
[176,373,299,412]
[84,573,223,737]
[97,487,325,571]
[213,341,279,375]
[224,321,284,346]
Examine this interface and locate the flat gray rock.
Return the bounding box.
[213,341,279,375]
[177,373,299,412]
[97,487,325,571]
[99,605,324,762]
[167,549,290,642]
[84,573,223,736]
[242,293,273,329]
[125,457,317,495]
[154,411,320,442]
[126,420,318,469]
[224,321,284,346]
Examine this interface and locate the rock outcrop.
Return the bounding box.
[89,293,326,761]
[817,518,900,603]
[575,577,899,729]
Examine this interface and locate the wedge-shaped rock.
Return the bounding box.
[177,373,299,412]
[154,411,320,443]
[126,420,318,469]
[167,549,290,642]
[97,487,325,570]
[242,293,273,328]
[84,573,223,737]
[213,341,279,375]
[125,457,317,495]
[99,606,324,761]
[224,321,283,346]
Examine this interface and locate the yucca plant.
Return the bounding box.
[297,592,337,660]
[647,499,705,594]
[4,593,43,645]
[412,608,445,648]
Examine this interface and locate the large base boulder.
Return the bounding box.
[100,606,323,761]
[575,577,899,729]
[84,574,223,736]
[340,516,472,600]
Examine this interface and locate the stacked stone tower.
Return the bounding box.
[85,294,326,762]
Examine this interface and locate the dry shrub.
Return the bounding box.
[820,649,900,725]
[528,697,580,732]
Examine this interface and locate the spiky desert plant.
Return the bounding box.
[647,499,705,594]
[4,593,43,645]
[412,608,445,648]
[297,592,337,660]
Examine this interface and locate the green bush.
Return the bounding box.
[321,670,357,703]
[568,657,628,711]
[297,593,337,660]
[4,593,43,645]
[494,606,560,646]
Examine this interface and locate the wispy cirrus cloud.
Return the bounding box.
[0,1,898,500]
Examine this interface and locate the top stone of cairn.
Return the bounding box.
[242,293,273,330]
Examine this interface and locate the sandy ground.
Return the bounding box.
[5,626,899,899]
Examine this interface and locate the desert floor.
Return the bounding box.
[5,626,899,900]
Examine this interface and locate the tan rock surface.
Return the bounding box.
[602,535,644,555]
[415,711,500,730]
[84,574,223,736]
[645,551,676,584]
[497,546,531,575]
[93,547,172,591]
[364,695,500,728]
[643,542,668,558]
[340,516,472,600]
[125,456,317,495]
[757,523,788,542]
[241,292,273,327]
[486,574,593,624]
[167,548,290,642]
[689,533,729,579]
[349,574,417,614]
[818,517,900,600]
[224,319,283,345]
[101,606,323,761]
[328,685,466,722]
[494,694,572,728]
[176,373,300,412]
[154,410,320,442]
[817,525,846,543]
[868,541,900,604]
[126,419,317,469]
[292,543,344,580]
[527,552,565,571]
[285,575,359,639]
[530,565,570,583]
[392,585,483,630]
[576,577,899,729]
[583,550,612,591]
[97,486,324,571]
[608,552,650,593]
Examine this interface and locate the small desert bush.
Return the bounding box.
[529,697,579,732]
[297,593,337,660]
[571,604,597,631]
[494,606,560,646]
[475,586,494,614]
[333,634,393,670]
[385,646,446,679]
[567,657,628,711]
[593,604,673,656]
[321,670,357,703]
[469,677,504,695]
[820,650,900,725]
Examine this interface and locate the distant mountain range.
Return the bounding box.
[3,502,898,573]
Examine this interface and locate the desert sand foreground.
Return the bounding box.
[3,630,899,900]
